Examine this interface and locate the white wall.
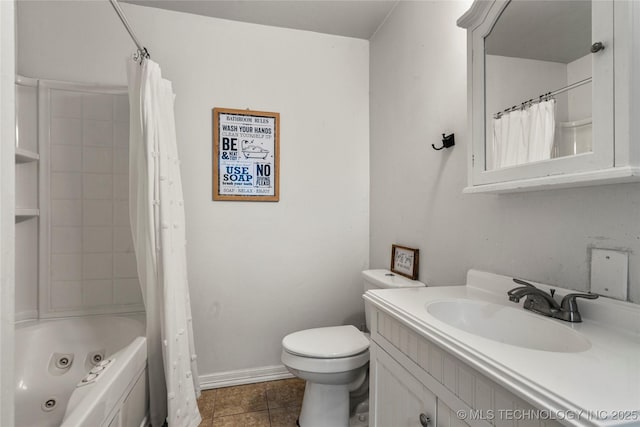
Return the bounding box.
[17,1,369,380]
[567,54,592,121]
[370,1,640,303]
[485,54,569,124]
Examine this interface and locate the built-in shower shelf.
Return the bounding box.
[15,148,39,163]
[15,208,40,222]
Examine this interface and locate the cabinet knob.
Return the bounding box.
[591,41,605,53]
[419,413,431,426]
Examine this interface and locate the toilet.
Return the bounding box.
[281,269,426,427]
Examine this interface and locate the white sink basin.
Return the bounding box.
[426,299,591,353]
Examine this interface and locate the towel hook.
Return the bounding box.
[432,133,455,151]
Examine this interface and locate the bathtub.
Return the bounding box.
[15,315,147,427]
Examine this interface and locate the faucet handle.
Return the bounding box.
[512,278,535,288]
[508,278,536,301]
[560,292,599,312]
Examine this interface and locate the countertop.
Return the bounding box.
[364,270,640,426]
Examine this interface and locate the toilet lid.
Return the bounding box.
[282,325,370,359]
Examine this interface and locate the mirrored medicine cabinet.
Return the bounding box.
[458,0,640,193]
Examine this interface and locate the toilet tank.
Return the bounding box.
[362,269,426,331]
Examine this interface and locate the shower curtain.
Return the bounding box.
[491,99,556,169]
[127,58,202,427]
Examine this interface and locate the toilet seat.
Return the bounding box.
[282,325,369,358]
[281,348,369,374]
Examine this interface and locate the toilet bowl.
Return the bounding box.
[281,270,426,427]
[282,326,369,427]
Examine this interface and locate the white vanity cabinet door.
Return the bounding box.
[370,342,437,427]
[437,400,471,427]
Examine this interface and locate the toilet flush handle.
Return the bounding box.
[591,42,605,53]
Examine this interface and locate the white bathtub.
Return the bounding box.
[15,315,147,427]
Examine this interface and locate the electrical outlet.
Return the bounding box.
[590,248,628,300]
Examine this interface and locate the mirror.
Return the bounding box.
[484,1,592,171]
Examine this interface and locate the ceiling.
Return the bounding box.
[122,0,399,40]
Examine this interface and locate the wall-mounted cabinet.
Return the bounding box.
[458,0,640,193]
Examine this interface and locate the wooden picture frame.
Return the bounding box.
[213,107,280,201]
[390,244,419,280]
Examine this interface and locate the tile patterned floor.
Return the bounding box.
[198,378,305,427]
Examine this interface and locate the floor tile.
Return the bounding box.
[265,378,305,410]
[269,407,301,427]
[198,389,216,420]
[213,383,268,418]
[211,410,271,427]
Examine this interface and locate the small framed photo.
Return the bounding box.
[390,244,419,280]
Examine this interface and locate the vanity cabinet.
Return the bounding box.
[369,307,563,427]
[370,342,439,427]
[370,342,467,427]
[457,0,640,193]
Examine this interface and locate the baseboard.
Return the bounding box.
[199,365,294,390]
[15,310,38,322]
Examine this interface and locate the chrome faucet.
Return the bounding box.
[508,278,598,323]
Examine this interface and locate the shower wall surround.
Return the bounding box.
[15,78,39,321]
[15,79,144,320]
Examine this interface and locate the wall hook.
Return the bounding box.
[432,133,455,151]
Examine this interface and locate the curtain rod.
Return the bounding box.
[108,0,150,60]
[494,77,592,119]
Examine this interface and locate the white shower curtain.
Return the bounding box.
[127,58,201,427]
[491,99,556,169]
[527,100,556,163]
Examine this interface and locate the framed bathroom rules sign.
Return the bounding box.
[213,108,280,201]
